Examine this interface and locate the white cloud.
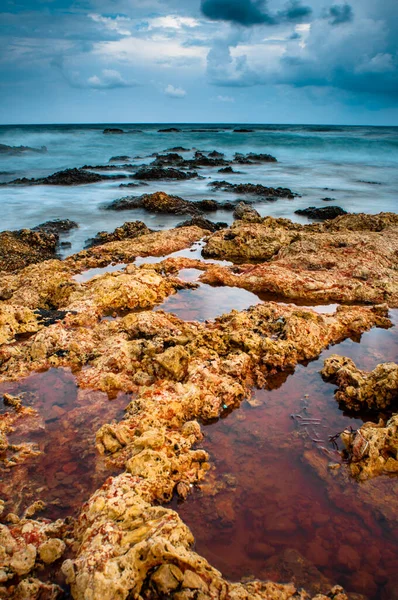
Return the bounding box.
[217,94,235,102]
[89,14,132,37]
[147,16,200,30]
[164,84,187,97]
[87,69,134,88]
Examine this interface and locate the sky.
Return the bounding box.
[0,0,397,125]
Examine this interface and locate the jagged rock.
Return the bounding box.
[340,415,398,480]
[321,355,398,411]
[210,180,296,199]
[132,167,198,181]
[201,213,398,305]
[295,206,348,220]
[2,168,126,186]
[0,229,59,272]
[177,216,227,232]
[233,202,261,222]
[85,221,152,248]
[32,219,78,236]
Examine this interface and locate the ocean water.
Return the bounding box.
[0,123,397,254]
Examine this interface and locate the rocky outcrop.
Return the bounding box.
[340,415,398,480]
[105,192,232,216]
[0,229,59,272]
[233,201,261,222]
[295,206,347,220]
[0,144,47,155]
[132,167,198,181]
[32,219,78,236]
[176,216,227,232]
[103,128,124,134]
[321,355,398,411]
[210,180,296,199]
[85,221,152,248]
[2,168,126,186]
[201,213,398,305]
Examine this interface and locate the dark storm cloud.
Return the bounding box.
[200,0,312,26]
[326,3,353,25]
[201,0,276,25]
[277,0,312,22]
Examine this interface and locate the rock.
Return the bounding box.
[105,192,213,216]
[103,128,124,134]
[0,143,47,155]
[218,166,235,173]
[234,152,277,163]
[295,206,348,220]
[109,155,130,162]
[233,201,261,222]
[339,415,398,480]
[210,180,296,199]
[0,229,59,271]
[233,128,254,133]
[200,213,398,305]
[322,355,398,411]
[166,147,190,152]
[150,564,183,594]
[155,345,189,381]
[38,538,66,564]
[208,151,224,158]
[132,167,198,181]
[2,168,126,186]
[32,219,78,236]
[176,216,227,232]
[85,221,152,248]
[158,128,181,133]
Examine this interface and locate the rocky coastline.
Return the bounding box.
[1,150,397,600]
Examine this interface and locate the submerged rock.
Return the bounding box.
[295,206,348,220]
[85,221,152,248]
[109,155,130,162]
[322,355,398,411]
[103,128,124,134]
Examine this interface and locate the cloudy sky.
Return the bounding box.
[1,0,397,124]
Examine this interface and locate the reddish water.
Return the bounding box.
[172,317,398,600]
[0,368,127,519]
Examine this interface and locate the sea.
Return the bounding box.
[0,123,397,254]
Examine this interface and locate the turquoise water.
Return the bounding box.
[1,123,397,254]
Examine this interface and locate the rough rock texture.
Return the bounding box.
[233,202,262,222]
[105,191,203,215]
[210,181,296,199]
[322,355,398,411]
[339,415,398,480]
[132,167,198,181]
[62,475,350,600]
[105,192,231,216]
[295,207,347,220]
[0,229,59,272]
[176,216,227,232]
[201,213,398,305]
[85,221,152,248]
[32,219,79,236]
[2,168,126,186]
[0,512,68,598]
